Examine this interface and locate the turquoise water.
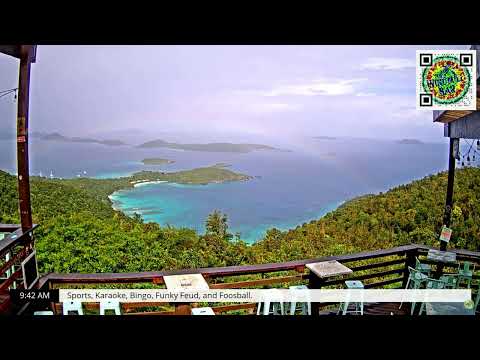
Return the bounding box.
[0,137,450,243]
[110,181,344,243]
[105,138,449,243]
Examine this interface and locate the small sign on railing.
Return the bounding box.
[439,225,452,243]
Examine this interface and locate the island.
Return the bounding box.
[129,166,251,186]
[49,165,252,203]
[141,158,175,165]
[136,139,281,153]
[31,132,128,146]
[396,139,424,145]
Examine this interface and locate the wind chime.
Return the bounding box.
[459,139,480,167]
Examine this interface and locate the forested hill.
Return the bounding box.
[252,167,480,262]
[1,168,479,274]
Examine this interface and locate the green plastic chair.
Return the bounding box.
[419,278,446,315]
[415,257,432,276]
[457,261,475,289]
[399,266,429,314]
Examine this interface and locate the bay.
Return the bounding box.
[0,137,449,243]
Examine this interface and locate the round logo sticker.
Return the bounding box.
[422,55,471,105]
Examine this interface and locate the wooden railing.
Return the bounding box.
[37,243,480,315]
[0,224,38,314]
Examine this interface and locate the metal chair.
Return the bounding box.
[191,307,215,315]
[400,266,429,314]
[415,257,432,276]
[338,280,364,315]
[62,301,83,315]
[99,300,121,315]
[286,285,311,315]
[457,261,475,288]
[439,274,459,289]
[419,278,446,315]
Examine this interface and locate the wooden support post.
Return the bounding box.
[308,272,323,316]
[435,135,457,278]
[442,136,457,245]
[402,249,417,289]
[16,45,34,232]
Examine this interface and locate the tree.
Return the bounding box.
[205,210,232,240]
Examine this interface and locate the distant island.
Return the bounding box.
[31,132,128,146]
[136,139,281,153]
[313,136,337,140]
[129,166,251,186]
[397,139,424,145]
[141,158,175,165]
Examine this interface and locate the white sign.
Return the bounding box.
[59,289,471,304]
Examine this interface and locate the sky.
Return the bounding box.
[0,45,469,143]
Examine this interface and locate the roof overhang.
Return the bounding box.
[0,45,36,63]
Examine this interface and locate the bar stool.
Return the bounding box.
[62,301,84,315]
[287,285,311,315]
[191,307,215,315]
[34,311,54,315]
[257,289,285,315]
[338,280,364,315]
[100,300,121,315]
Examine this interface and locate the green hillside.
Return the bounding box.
[1,167,479,274]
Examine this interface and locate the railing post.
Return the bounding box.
[402,248,417,289]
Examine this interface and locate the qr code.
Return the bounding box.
[416,50,477,110]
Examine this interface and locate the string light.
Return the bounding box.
[459,139,480,168]
[0,87,19,101]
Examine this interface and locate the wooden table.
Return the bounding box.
[306,260,353,279]
[163,273,209,315]
[425,302,475,315]
[307,260,353,316]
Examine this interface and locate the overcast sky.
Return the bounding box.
[0,45,468,142]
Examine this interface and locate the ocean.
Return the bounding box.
[0,137,450,243]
